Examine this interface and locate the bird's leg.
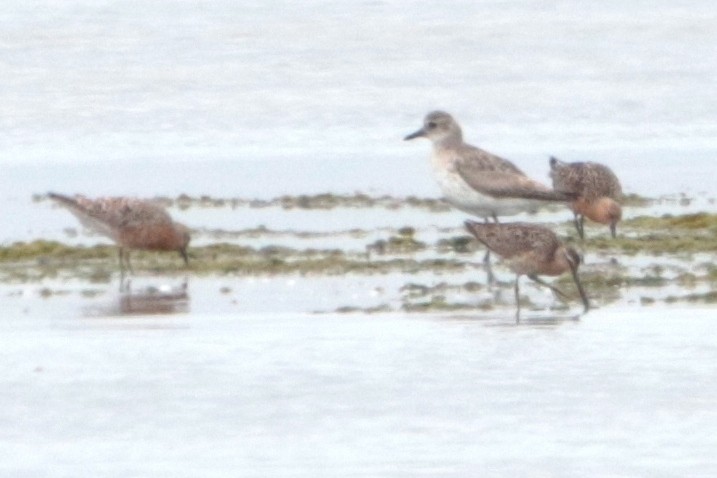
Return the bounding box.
[483,215,496,285]
[118,248,125,274]
[610,221,617,239]
[119,274,131,293]
[483,249,495,285]
[514,275,521,323]
[118,248,130,291]
[527,274,571,301]
[574,213,585,240]
[118,248,133,274]
[125,251,134,275]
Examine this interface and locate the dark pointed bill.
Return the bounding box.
[404,128,426,141]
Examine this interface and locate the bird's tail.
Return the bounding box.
[549,156,566,170]
[47,192,97,218]
[48,192,81,209]
[464,219,491,246]
[520,189,577,202]
[48,192,112,233]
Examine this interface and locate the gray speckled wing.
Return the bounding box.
[455,145,526,175]
[455,152,570,201]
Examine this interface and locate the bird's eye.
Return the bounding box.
[427,121,437,129]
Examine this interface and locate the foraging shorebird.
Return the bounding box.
[48,192,190,272]
[464,220,589,319]
[404,111,571,280]
[549,156,623,239]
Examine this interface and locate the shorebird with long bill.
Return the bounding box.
[48,192,191,273]
[549,156,623,239]
[464,220,590,319]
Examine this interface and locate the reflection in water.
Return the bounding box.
[514,312,582,327]
[85,277,190,317]
[119,280,190,316]
[437,311,582,328]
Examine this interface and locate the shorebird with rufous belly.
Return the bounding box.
[404,111,572,281]
[549,156,623,239]
[48,192,190,273]
[464,220,590,320]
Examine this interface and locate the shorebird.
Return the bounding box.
[404,111,571,218]
[48,192,190,273]
[404,111,571,280]
[464,220,589,319]
[549,156,623,239]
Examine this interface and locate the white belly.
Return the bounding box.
[432,158,539,218]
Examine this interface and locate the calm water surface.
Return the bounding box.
[2,0,717,199]
[1,307,716,476]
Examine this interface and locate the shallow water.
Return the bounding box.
[2,306,717,476]
[2,1,717,196]
[2,1,717,475]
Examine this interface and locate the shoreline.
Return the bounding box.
[2,193,716,315]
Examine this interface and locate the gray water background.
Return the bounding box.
[1,1,717,476]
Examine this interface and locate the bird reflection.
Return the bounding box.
[436,311,581,328]
[85,277,190,317]
[118,278,189,315]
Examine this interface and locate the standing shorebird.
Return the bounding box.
[404,111,571,218]
[464,220,589,319]
[404,111,571,280]
[549,156,623,239]
[48,192,191,273]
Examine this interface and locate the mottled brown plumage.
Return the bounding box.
[549,156,623,239]
[464,220,589,318]
[48,192,190,272]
